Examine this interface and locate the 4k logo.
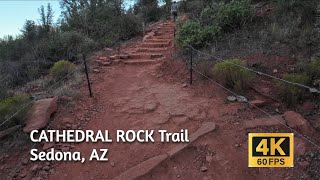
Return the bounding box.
[248,133,294,167]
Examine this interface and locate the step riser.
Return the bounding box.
[141,43,169,48]
[129,54,163,59]
[145,40,171,43]
[135,49,167,53]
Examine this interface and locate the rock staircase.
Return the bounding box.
[96,21,176,65]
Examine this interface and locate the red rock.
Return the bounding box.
[298,161,310,167]
[109,55,117,60]
[23,97,58,133]
[283,111,313,133]
[62,118,74,125]
[103,48,113,53]
[93,69,100,73]
[43,142,55,150]
[102,62,111,66]
[98,56,108,61]
[245,115,285,129]
[295,137,306,156]
[249,100,266,108]
[302,101,316,112]
[30,164,39,171]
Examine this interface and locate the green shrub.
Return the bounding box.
[276,73,311,106]
[176,0,251,48]
[212,59,254,92]
[50,60,76,80]
[0,95,30,130]
[200,0,252,30]
[305,59,320,79]
[176,21,220,47]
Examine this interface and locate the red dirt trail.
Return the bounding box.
[45,21,308,180]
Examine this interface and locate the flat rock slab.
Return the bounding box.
[113,122,216,180]
[244,115,285,129]
[23,97,58,133]
[167,122,216,157]
[113,154,169,180]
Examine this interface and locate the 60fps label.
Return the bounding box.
[248,133,294,167]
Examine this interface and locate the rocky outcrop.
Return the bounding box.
[23,97,58,133]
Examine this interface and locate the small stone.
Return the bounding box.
[206,155,213,163]
[234,143,241,148]
[72,124,78,129]
[43,142,55,150]
[61,146,70,152]
[249,100,266,108]
[298,161,310,167]
[19,171,27,178]
[22,159,28,165]
[43,166,50,171]
[49,169,56,175]
[273,69,278,73]
[30,164,39,171]
[93,69,100,73]
[227,96,237,102]
[102,62,112,66]
[182,83,188,88]
[110,161,115,167]
[176,174,181,178]
[39,170,48,177]
[200,166,208,172]
[62,118,75,124]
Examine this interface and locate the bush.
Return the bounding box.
[46,31,96,62]
[50,60,76,80]
[276,73,311,106]
[176,0,251,48]
[305,59,320,79]
[200,0,252,30]
[212,59,254,92]
[176,21,220,48]
[0,95,31,130]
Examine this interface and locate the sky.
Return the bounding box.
[0,0,61,38]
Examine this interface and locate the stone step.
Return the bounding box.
[141,42,170,48]
[109,54,129,60]
[123,59,160,65]
[145,39,171,43]
[134,47,168,53]
[147,37,172,41]
[153,35,174,39]
[128,53,163,59]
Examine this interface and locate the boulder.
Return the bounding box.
[283,111,313,133]
[23,97,58,133]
